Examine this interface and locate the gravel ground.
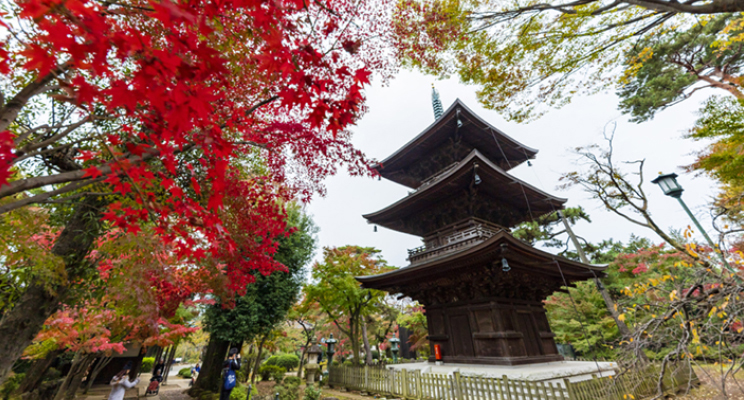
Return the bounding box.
[157,389,195,400]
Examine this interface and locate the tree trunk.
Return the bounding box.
[191,335,229,395]
[559,212,633,337]
[350,320,361,365]
[162,345,177,384]
[84,356,112,394]
[15,349,63,394]
[0,196,104,385]
[361,322,373,366]
[297,337,311,380]
[53,352,96,400]
[558,211,648,362]
[129,348,146,381]
[243,344,255,382]
[250,336,267,384]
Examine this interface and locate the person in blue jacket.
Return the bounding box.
[220,348,241,400]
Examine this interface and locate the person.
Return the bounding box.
[154,358,166,377]
[108,367,140,400]
[220,348,241,400]
[146,368,163,395]
[190,363,200,386]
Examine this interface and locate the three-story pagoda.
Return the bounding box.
[357,91,605,366]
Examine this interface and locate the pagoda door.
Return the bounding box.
[516,310,544,357]
[449,313,475,357]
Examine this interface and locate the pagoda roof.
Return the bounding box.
[375,99,538,189]
[356,230,606,291]
[363,149,565,236]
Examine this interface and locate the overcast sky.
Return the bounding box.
[304,69,718,268]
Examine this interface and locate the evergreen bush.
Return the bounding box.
[43,367,61,382]
[264,354,300,371]
[177,367,192,378]
[276,377,301,400]
[303,384,322,400]
[0,373,24,400]
[284,376,301,386]
[259,365,286,382]
[141,357,155,373]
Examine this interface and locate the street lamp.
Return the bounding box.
[325,334,337,367]
[324,334,338,387]
[652,172,732,272]
[388,333,400,363]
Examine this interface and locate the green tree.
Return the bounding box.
[193,205,316,394]
[618,14,744,122]
[512,206,591,250]
[302,246,396,365]
[393,1,741,122]
[687,96,744,223]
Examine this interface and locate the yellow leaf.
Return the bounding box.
[618,314,626,322]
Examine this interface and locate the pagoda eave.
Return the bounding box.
[364,150,566,236]
[375,99,538,189]
[356,230,606,292]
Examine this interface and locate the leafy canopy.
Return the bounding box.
[618,14,744,122]
[393,1,741,122]
[204,205,317,343]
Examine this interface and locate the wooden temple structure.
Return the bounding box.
[357,92,605,366]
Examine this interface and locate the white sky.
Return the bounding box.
[305,69,718,268]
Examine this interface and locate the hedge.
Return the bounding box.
[264,354,300,371]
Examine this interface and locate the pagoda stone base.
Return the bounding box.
[387,360,617,384]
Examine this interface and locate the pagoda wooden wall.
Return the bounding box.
[425,297,563,365]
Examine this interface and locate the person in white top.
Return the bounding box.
[108,367,140,400]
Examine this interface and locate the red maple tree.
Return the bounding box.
[0,0,395,383]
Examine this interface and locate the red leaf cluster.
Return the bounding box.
[2,0,396,301]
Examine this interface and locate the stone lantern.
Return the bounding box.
[325,334,337,366]
[304,338,323,384]
[389,333,400,363]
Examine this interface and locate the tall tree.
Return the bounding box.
[0,0,395,383]
[392,1,740,122]
[618,14,744,121]
[194,205,316,394]
[302,246,396,364]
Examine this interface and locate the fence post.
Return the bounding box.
[402,369,409,399]
[415,371,423,400]
[453,371,463,400]
[363,365,369,394]
[502,375,512,400]
[563,378,575,400]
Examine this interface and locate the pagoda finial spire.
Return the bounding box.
[431,84,444,120]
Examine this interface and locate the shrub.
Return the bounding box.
[284,376,301,386]
[43,367,61,382]
[258,365,286,382]
[1,373,25,400]
[276,378,301,400]
[239,361,251,383]
[264,354,300,371]
[230,383,259,400]
[303,384,322,400]
[141,357,155,373]
[177,367,192,378]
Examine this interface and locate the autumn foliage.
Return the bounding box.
[1,0,394,292]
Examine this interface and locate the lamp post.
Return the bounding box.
[325,334,337,366]
[652,173,733,273]
[389,333,400,363]
[325,334,338,387]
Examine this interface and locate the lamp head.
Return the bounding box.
[651,172,684,198]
